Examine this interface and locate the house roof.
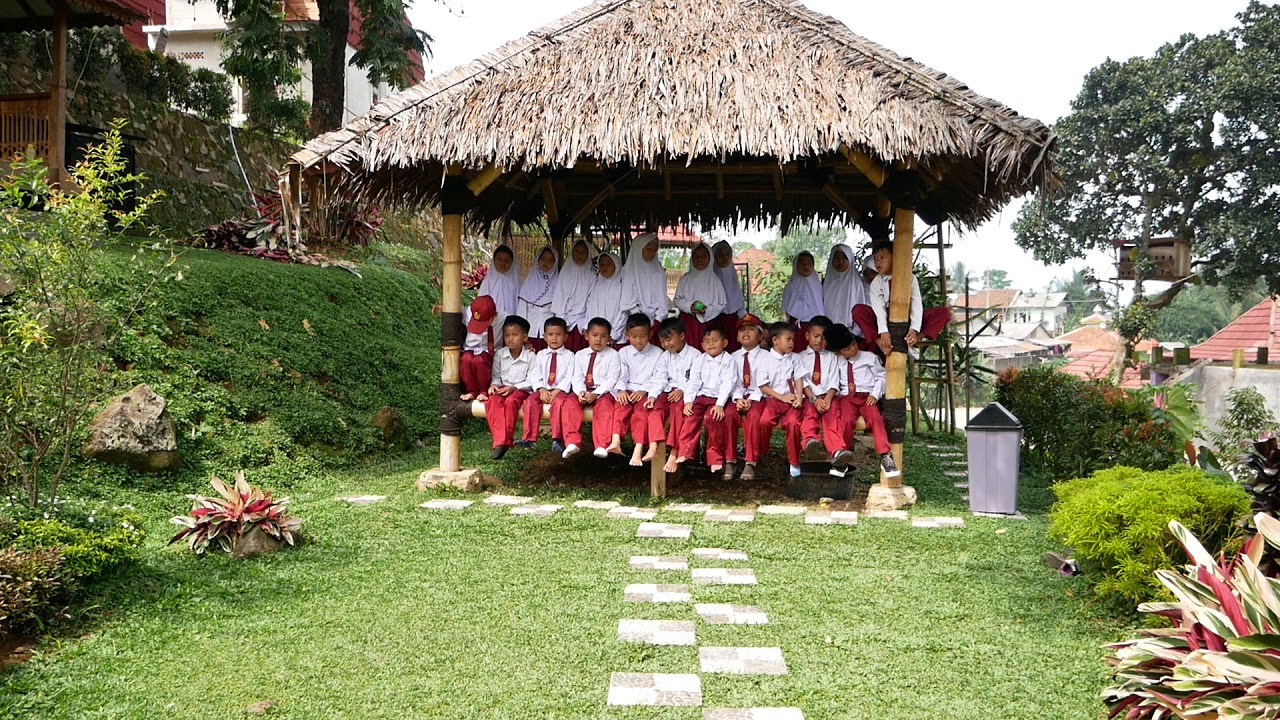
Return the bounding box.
[1008,291,1067,309]
[951,289,1020,310]
[0,0,145,32]
[1080,312,1109,327]
[287,0,1057,232]
[1058,349,1146,388]
[1055,325,1155,355]
[998,322,1049,340]
[1192,297,1280,362]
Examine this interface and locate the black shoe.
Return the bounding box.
[832,449,854,468]
[490,446,509,460]
[880,454,901,478]
[551,440,565,455]
[514,440,533,449]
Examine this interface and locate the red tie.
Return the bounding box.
[486,326,494,354]
[742,351,751,388]
[847,361,856,393]
[548,353,558,386]
[812,351,822,386]
[585,352,597,391]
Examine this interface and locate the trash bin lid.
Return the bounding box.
[966,401,1021,430]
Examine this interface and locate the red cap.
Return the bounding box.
[467,295,497,333]
[737,313,764,331]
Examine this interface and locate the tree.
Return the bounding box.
[949,261,972,290]
[982,269,1012,290]
[1048,269,1106,332]
[1149,283,1265,344]
[763,227,845,268]
[1013,2,1280,365]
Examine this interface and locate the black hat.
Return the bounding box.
[825,324,855,352]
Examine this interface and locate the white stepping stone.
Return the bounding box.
[692,568,757,585]
[953,482,969,489]
[699,647,788,675]
[617,619,697,646]
[510,504,561,516]
[973,511,1028,520]
[705,508,755,523]
[637,522,691,539]
[704,709,805,720]
[607,506,658,520]
[944,471,968,478]
[419,499,474,510]
[485,494,533,506]
[607,672,702,707]
[757,504,807,516]
[912,516,965,529]
[695,603,769,625]
[961,494,970,502]
[864,510,908,520]
[805,510,859,525]
[630,555,688,571]
[624,583,691,603]
[574,500,619,510]
[667,502,714,513]
[338,495,385,505]
[693,548,748,561]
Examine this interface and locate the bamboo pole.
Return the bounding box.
[49,0,68,186]
[440,168,465,473]
[881,206,916,487]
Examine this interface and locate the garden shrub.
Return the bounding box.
[2,497,145,581]
[1207,386,1279,478]
[0,547,68,638]
[1049,465,1249,606]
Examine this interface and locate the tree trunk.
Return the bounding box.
[310,0,351,134]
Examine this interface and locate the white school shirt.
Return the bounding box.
[868,273,924,335]
[794,347,842,396]
[530,347,575,394]
[759,350,799,397]
[837,352,887,399]
[617,343,666,397]
[730,346,767,402]
[660,344,702,394]
[686,352,737,407]
[462,307,501,356]
[490,346,535,390]
[570,347,622,396]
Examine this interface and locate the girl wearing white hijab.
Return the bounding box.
[478,244,520,323]
[620,233,670,332]
[781,251,824,351]
[585,251,628,345]
[517,245,559,349]
[822,243,868,331]
[551,238,596,351]
[711,240,747,351]
[672,242,727,350]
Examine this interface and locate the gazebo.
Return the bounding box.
[281,0,1056,504]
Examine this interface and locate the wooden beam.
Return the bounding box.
[715,172,725,200]
[466,163,503,195]
[541,179,559,223]
[570,188,613,225]
[663,172,672,201]
[840,145,888,188]
[820,179,858,216]
[772,169,783,203]
[48,0,67,186]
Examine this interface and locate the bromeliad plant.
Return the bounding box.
[169,472,302,555]
[1105,512,1280,719]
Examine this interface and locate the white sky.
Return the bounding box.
[405,0,1248,294]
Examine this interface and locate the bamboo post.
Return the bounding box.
[439,168,466,473]
[1233,349,1246,369]
[881,206,915,487]
[48,0,68,186]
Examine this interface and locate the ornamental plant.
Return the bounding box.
[1242,434,1280,525]
[169,472,301,555]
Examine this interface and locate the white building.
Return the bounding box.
[1007,292,1068,335]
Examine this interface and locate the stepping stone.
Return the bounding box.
[973,511,1028,521]
[574,500,619,510]
[607,672,702,707]
[617,619,697,646]
[695,603,768,625]
[705,508,755,523]
[630,555,688,571]
[510,504,561,516]
[699,647,788,675]
[805,510,859,525]
[756,505,807,516]
[704,709,805,720]
[607,506,658,520]
[944,471,968,478]
[637,522,691,539]
[911,516,965,529]
[419,499,474,510]
[953,482,969,489]
[625,584,691,603]
[667,503,714,513]
[693,548,748,561]
[692,568,757,585]
[961,494,970,502]
[485,494,533,506]
[865,510,908,520]
[338,495,385,505]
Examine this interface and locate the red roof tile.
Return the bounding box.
[1192,297,1280,362]
[951,289,1019,310]
[1059,348,1146,388]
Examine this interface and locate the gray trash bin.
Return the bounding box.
[966,402,1022,515]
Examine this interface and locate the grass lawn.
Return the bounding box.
[0,437,1126,719]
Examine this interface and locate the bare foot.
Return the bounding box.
[629,449,643,467]
[459,393,475,402]
[641,443,658,462]
[662,457,678,474]
[606,435,623,454]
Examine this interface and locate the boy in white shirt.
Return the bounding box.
[651,317,702,474]
[852,239,950,356]
[675,326,737,478]
[612,313,665,467]
[480,315,535,460]
[558,317,622,459]
[757,322,805,474]
[729,313,768,481]
[794,315,855,473]
[826,324,900,477]
[520,317,575,453]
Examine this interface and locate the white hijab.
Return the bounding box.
[620,233,669,322]
[585,251,628,342]
[673,242,728,322]
[782,251,825,323]
[711,240,746,317]
[517,245,558,307]
[551,239,596,331]
[478,244,520,321]
[822,243,867,322]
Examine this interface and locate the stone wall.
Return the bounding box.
[1171,364,1280,434]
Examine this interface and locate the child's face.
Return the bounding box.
[544,325,566,350]
[626,325,651,351]
[702,330,727,357]
[642,241,658,262]
[771,330,794,355]
[572,242,589,265]
[494,250,514,274]
[737,325,762,350]
[660,331,686,353]
[504,325,528,353]
[796,253,815,277]
[691,246,710,271]
[598,255,617,279]
[806,324,826,351]
[831,250,849,273]
[587,324,611,351]
[537,249,555,272]
[874,248,894,275]
[714,244,732,268]
[862,267,879,284]
[839,344,860,360]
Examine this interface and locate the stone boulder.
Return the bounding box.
[84,384,180,472]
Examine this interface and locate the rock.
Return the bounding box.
[415,469,503,493]
[232,527,284,559]
[245,700,276,714]
[84,384,180,472]
[864,484,918,512]
[373,406,408,449]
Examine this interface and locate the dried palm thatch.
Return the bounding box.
[287,0,1057,232]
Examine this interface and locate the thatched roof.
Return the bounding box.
[288,0,1056,232]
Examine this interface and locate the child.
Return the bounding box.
[853,239,951,357]
[459,295,499,401]
[676,326,737,478]
[672,242,727,351]
[480,315,535,460]
[521,317,575,451]
[558,317,622,459]
[518,246,559,351]
[824,324,900,477]
[478,244,520,323]
[729,313,767,481]
[711,240,746,351]
[781,251,824,352]
[620,233,670,333]
[756,322,804,475]
[652,317,701,474]
[551,239,596,352]
[585,251,628,346]
[793,315,855,474]
[613,313,665,466]
[822,243,868,331]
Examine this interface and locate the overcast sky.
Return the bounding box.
[404,0,1249,293]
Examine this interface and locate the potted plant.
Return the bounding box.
[169,472,302,558]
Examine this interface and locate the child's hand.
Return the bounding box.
[709,405,725,421]
[864,395,878,407]
[790,395,803,409]
[538,389,552,403]
[486,385,499,396]
[645,398,656,409]
[905,329,919,347]
[634,392,648,404]
[877,333,893,355]
[815,397,829,413]
[735,399,750,412]
[683,403,694,416]
[582,392,597,404]
[499,386,514,396]
[691,301,706,314]
[668,389,684,404]
[616,393,630,406]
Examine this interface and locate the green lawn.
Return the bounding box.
[0,439,1125,719]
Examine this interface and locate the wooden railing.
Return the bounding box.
[0,93,52,163]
